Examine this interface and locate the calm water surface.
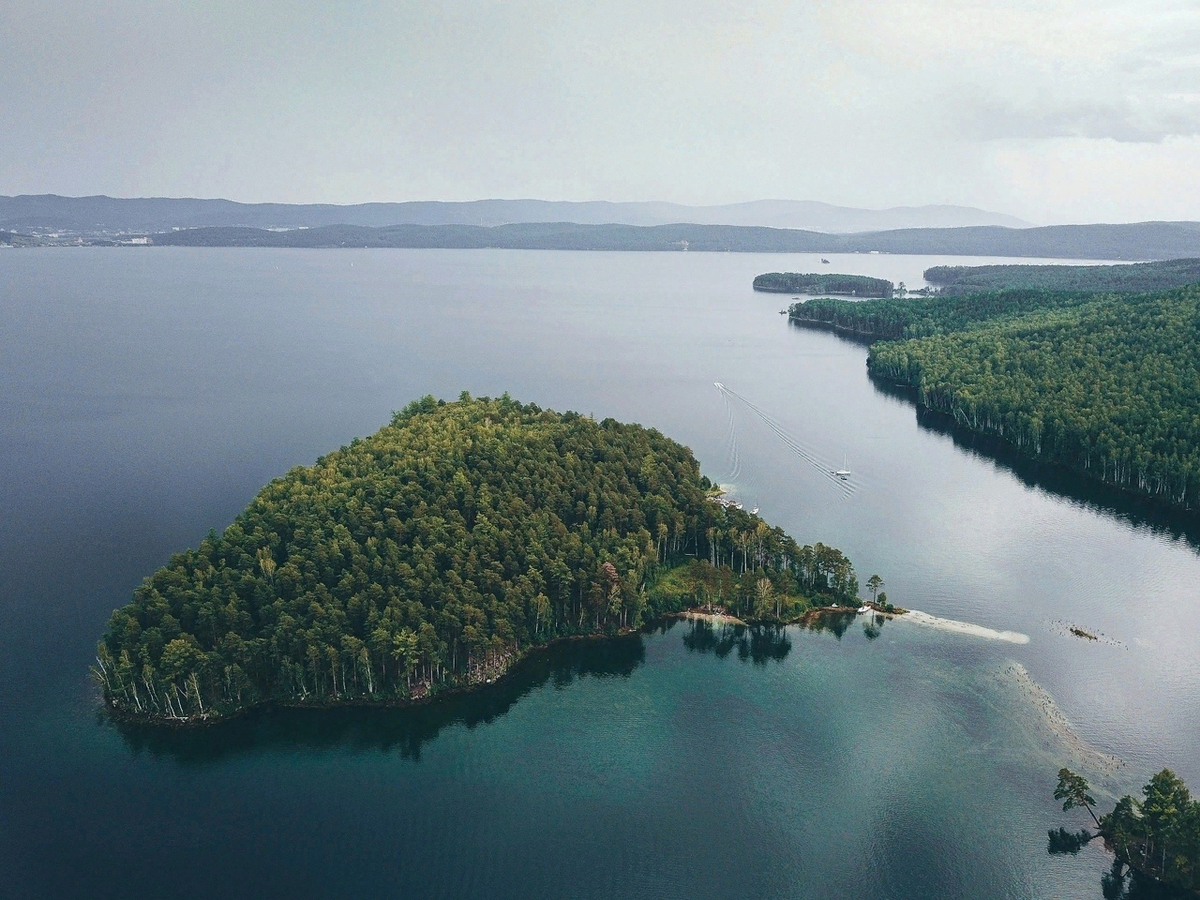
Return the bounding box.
[1,248,1197,899]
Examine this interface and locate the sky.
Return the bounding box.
[2,0,1199,224]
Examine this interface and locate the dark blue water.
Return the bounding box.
[2,248,1197,899]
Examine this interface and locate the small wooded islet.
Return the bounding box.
[95,395,859,723]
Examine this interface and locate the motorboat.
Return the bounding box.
[834,453,851,479]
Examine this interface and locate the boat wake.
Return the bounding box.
[900,609,1030,644]
[717,382,743,484]
[715,382,855,497]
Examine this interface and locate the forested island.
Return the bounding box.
[1053,768,1200,892]
[753,272,894,297]
[789,282,1200,510]
[94,395,861,724]
[926,258,1200,295]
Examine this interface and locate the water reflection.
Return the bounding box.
[1047,827,1097,855]
[111,634,645,764]
[803,610,858,640]
[862,612,887,641]
[787,317,874,348]
[681,620,792,664]
[779,320,1200,546]
[867,374,1200,551]
[1046,836,1191,898]
[114,616,877,765]
[679,612,866,663]
[1099,860,1190,900]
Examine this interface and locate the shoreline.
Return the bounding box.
[103,602,890,728]
[103,602,910,729]
[786,314,880,346]
[679,610,748,626]
[864,368,1200,519]
[102,627,640,729]
[797,316,1200,522]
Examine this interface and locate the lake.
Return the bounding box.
[2,248,1197,899]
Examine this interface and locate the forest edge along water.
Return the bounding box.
[779,259,1200,895]
[94,395,866,727]
[784,269,1200,515]
[94,376,1050,731]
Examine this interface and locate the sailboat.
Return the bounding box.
[834,454,851,479]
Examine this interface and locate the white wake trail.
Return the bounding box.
[716,382,854,497]
[718,384,743,483]
[899,609,1030,644]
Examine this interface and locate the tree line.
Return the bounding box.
[95,394,860,723]
[1054,767,1200,892]
[789,283,1200,511]
[754,272,893,297]
[926,258,1200,296]
[789,288,1099,340]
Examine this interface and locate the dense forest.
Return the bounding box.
[789,283,1200,510]
[753,272,893,297]
[1054,768,1200,892]
[789,289,1098,340]
[95,395,859,724]
[926,258,1200,295]
[867,287,1200,508]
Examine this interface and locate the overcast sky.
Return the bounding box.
[2,0,1199,223]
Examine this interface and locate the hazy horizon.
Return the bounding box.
[3,1,1198,225]
[8,192,1199,229]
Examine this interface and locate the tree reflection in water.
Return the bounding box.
[862,612,887,641]
[1047,837,1190,899]
[803,610,858,640]
[112,633,646,765]
[681,620,792,664]
[1100,859,1191,900]
[112,613,887,770]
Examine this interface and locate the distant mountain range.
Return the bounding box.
[0,194,1029,233]
[4,195,1198,260]
[149,220,1200,261]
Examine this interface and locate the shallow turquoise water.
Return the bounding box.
[8,619,1115,899]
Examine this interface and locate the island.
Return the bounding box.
[753,272,894,297]
[94,394,862,724]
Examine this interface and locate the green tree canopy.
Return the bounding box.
[790,282,1200,511]
[95,395,860,723]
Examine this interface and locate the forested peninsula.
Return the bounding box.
[789,282,1200,510]
[95,395,860,724]
[926,258,1200,295]
[753,272,893,297]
